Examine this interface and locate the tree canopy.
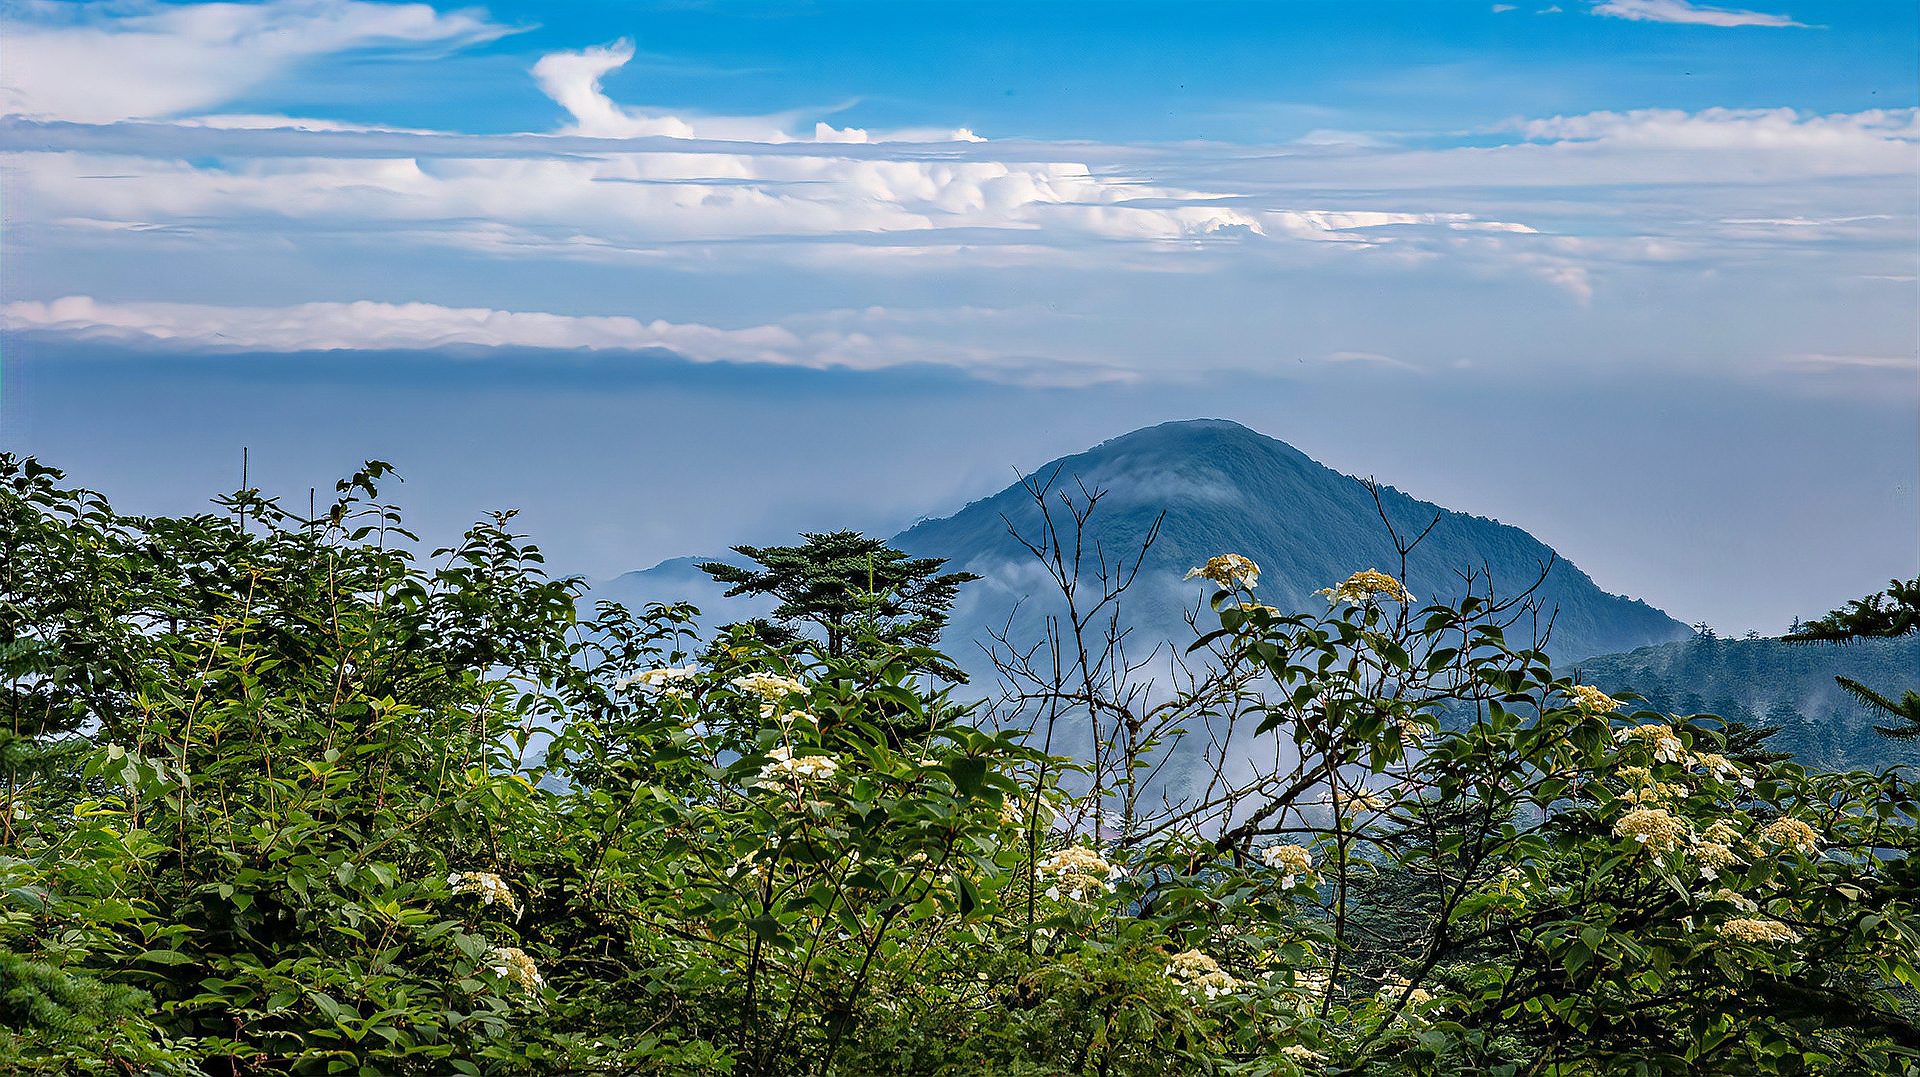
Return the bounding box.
[698,531,979,681]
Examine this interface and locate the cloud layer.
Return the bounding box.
[0,295,1133,386]
[0,1,1910,393]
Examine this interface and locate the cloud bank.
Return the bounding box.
[0,295,1132,386]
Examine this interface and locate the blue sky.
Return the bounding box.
[0,0,1915,634]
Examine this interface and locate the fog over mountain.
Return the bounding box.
[601,419,1692,672]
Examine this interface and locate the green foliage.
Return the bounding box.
[4,455,1916,1075]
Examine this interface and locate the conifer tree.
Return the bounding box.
[699,531,979,682]
[1786,576,1920,739]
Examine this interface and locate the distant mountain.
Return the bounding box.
[891,419,1687,667]
[1569,634,1920,772]
[600,419,1691,672]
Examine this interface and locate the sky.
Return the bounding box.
[0,0,1915,636]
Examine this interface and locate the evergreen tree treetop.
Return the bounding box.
[698,530,980,681]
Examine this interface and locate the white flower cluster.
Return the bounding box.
[1613,722,1686,764]
[487,945,545,994]
[1281,1043,1327,1065]
[1693,839,1741,881]
[1759,817,1821,855]
[1566,684,1623,713]
[1261,843,1315,889]
[1185,554,1261,590]
[1717,917,1801,945]
[1338,786,1386,817]
[1375,973,1433,1007]
[1164,948,1239,999]
[1038,845,1122,902]
[447,871,519,916]
[1701,887,1759,914]
[1316,569,1414,607]
[1690,751,1749,788]
[731,672,807,701]
[616,665,699,699]
[759,701,816,730]
[1612,806,1692,854]
[756,746,840,792]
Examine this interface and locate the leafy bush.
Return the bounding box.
[2,455,1915,1075]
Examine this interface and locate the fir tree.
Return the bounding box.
[1787,576,1920,739]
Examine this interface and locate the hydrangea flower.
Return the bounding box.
[1566,684,1623,713]
[487,945,545,993]
[1261,843,1315,888]
[1038,845,1121,902]
[1701,887,1759,913]
[756,746,840,792]
[447,871,519,916]
[1339,786,1387,816]
[1186,554,1261,590]
[1717,917,1801,945]
[1612,806,1691,854]
[1694,840,1741,881]
[1692,751,1753,788]
[615,665,699,699]
[1759,817,1820,855]
[1165,948,1239,999]
[1316,569,1414,607]
[731,672,808,701]
[1614,722,1686,764]
[1375,973,1433,1006]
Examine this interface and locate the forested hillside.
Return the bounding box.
[1571,634,1920,771]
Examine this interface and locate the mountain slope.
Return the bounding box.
[891,419,1688,666]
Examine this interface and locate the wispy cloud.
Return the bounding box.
[0,0,515,123]
[1779,352,1918,374]
[1590,0,1805,29]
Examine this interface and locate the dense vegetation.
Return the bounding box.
[3,456,1917,1075]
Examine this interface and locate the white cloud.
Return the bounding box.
[0,0,514,123]
[1591,0,1805,28]
[11,103,1910,304]
[1779,352,1918,374]
[531,41,982,144]
[0,295,1132,386]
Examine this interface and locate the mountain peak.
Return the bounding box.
[893,418,1688,663]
